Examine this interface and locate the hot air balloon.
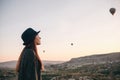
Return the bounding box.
[109,8,116,15]
[71,43,73,46]
[43,50,45,53]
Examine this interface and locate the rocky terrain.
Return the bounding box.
[53,52,120,69]
[0,52,120,80]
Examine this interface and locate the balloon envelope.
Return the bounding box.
[71,43,73,46]
[109,8,116,15]
[43,50,45,53]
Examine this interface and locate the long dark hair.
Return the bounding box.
[16,42,42,72]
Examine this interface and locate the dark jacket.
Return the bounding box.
[18,49,41,80]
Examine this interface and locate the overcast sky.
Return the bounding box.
[0,0,120,62]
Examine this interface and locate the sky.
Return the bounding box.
[0,0,120,62]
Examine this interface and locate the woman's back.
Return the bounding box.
[18,48,41,80]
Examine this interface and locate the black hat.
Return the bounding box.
[21,28,40,45]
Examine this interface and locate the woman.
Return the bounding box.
[16,28,44,80]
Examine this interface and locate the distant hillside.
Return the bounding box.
[1,52,120,69]
[0,60,17,69]
[0,60,64,69]
[56,52,120,69]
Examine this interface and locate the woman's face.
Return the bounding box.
[34,35,41,45]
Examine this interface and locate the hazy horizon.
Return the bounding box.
[0,51,119,63]
[0,0,120,62]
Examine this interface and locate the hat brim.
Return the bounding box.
[37,31,40,34]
